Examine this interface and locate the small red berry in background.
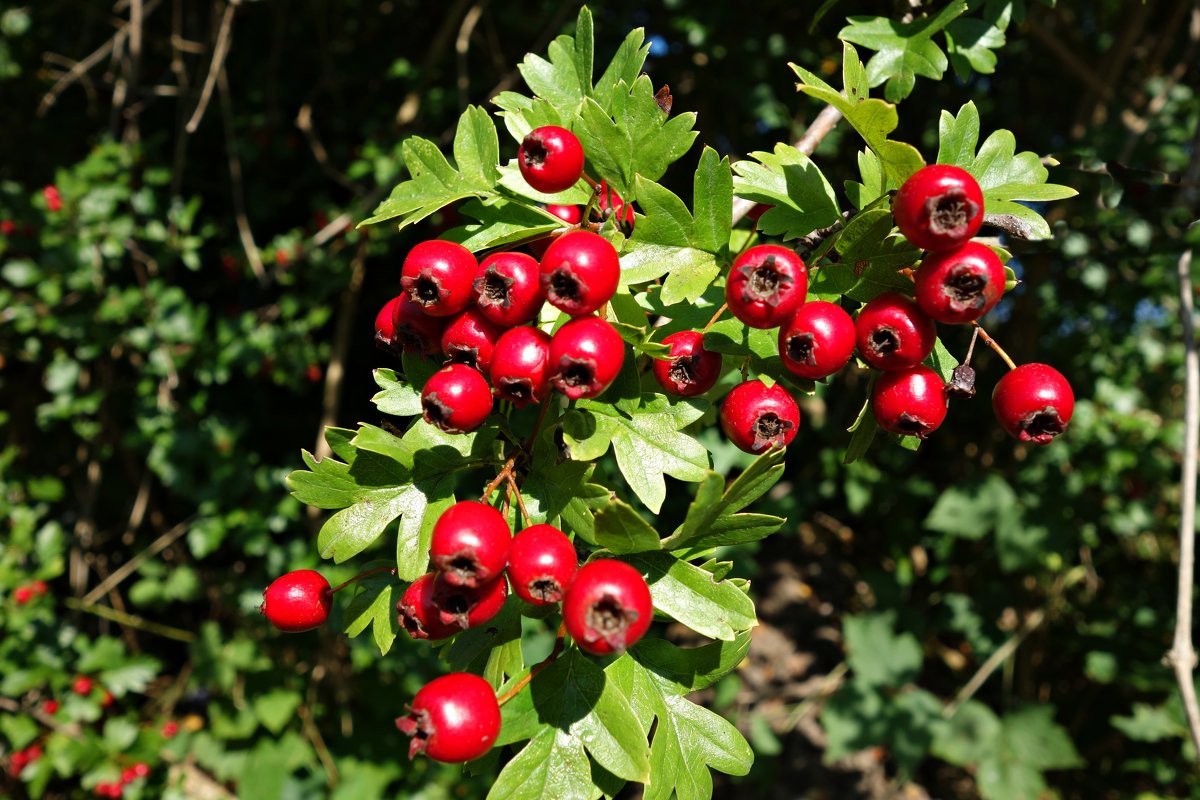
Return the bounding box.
[375,294,446,356]
[429,500,512,588]
[720,380,801,454]
[507,524,578,605]
[161,719,179,738]
[778,301,857,380]
[42,699,59,715]
[518,126,585,194]
[855,291,937,371]
[400,240,479,317]
[121,767,138,785]
[396,672,500,763]
[746,202,772,222]
[490,326,553,407]
[397,573,460,641]
[545,204,582,225]
[432,573,508,630]
[892,164,985,252]
[43,185,63,212]
[563,559,653,655]
[539,229,621,316]
[305,363,323,384]
[101,689,115,708]
[31,580,48,595]
[914,241,1006,324]
[132,762,151,779]
[474,252,546,327]
[260,569,332,632]
[725,244,808,329]
[652,330,722,397]
[274,248,290,267]
[992,363,1075,445]
[0,219,15,236]
[73,675,95,696]
[14,585,35,605]
[597,181,634,228]
[547,316,626,400]
[420,363,493,434]
[872,365,948,438]
[440,308,504,372]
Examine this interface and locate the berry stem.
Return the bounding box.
[496,621,567,707]
[330,566,396,594]
[963,325,981,366]
[970,321,1016,370]
[522,397,553,454]
[506,475,532,526]
[481,455,518,502]
[701,302,728,333]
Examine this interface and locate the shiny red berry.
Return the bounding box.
[719,379,801,454]
[14,586,34,605]
[893,164,985,252]
[132,763,150,779]
[161,720,179,739]
[597,181,634,228]
[73,675,95,696]
[872,365,948,438]
[260,569,332,632]
[43,699,59,715]
[400,240,479,317]
[507,524,578,606]
[518,126,585,194]
[121,767,138,785]
[539,230,620,316]
[440,309,503,372]
[779,301,856,380]
[397,573,460,641]
[43,185,63,213]
[652,330,722,396]
[375,294,445,356]
[432,573,508,630]
[914,242,1006,324]
[992,363,1075,445]
[855,291,936,371]
[474,252,545,327]
[490,326,552,407]
[725,245,808,329]
[548,316,626,400]
[430,501,511,588]
[396,672,500,763]
[563,559,653,656]
[746,203,771,222]
[421,364,493,434]
[546,204,582,224]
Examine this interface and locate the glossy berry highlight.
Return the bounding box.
[778,301,856,380]
[507,524,578,606]
[652,330,722,397]
[725,244,808,329]
[429,501,511,588]
[720,380,801,454]
[396,672,500,763]
[473,252,545,327]
[548,316,626,400]
[914,242,1006,324]
[400,240,478,317]
[992,363,1075,445]
[421,364,493,434]
[563,559,653,655]
[490,326,552,407]
[893,164,985,252]
[855,291,937,371]
[260,569,332,632]
[519,126,585,194]
[539,230,620,316]
[872,365,948,439]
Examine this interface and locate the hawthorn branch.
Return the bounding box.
[496,622,567,706]
[944,609,1046,718]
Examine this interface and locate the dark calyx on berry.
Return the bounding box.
[587,594,640,651]
[477,268,513,308]
[528,577,563,603]
[894,412,935,438]
[668,355,703,387]
[945,268,988,308]
[521,137,548,168]
[926,189,980,239]
[558,358,597,392]
[739,255,791,305]
[1021,407,1068,442]
[548,266,586,305]
[422,394,452,427]
[869,326,900,357]
[406,275,443,306]
[396,709,433,759]
[753,412,794,451]
[784,332,817,366]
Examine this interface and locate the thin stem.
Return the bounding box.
[481,455,518,502]
[963,325,981,366]
[944,609,1046,718]
[331,566,396,595]
[64,598,195,642]
[701,302,728,333]
[496,622,567,707]
[506,474,531,526]
[970,321,1017,370]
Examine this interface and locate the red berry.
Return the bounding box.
[992,363,1075,445]
[539,230,620,316]
[95,782,122,798]
[305,363,323,383]
[440,309,503,372]
[375,294,445,356]
[43,185,63,213]
[872,365,948,438]
[473,252,545,327]
[597,181,634,228]
[421,364,493,434]
[854,291,936,371]
[432,573,508,631]
[161,720,179,739]
[746,203,771,222]
[397,573,460,641]
[725,245,808,329]
[101,689,115,708]
[778,301,856,380]
[563,559,653,656]
[121,767,138,785]
[720,379,801,454]
[30,578,47,594]
[490,326,553,407]
[0,219,15,236]
[14,586,34,604]
[395,672,500,763]
[429,501,511,588]
[43,699,59,715]
[545,204,582,225]
[507,524,578,605]
[260,569,332,633]
[914,242,1005,324]
[518,126,585,194]
[548,316,626,400]
[893,164,985,252]
[652,330,722,396]
[400,240,479,317]
[73,675,95,696]
[132,763,150,779]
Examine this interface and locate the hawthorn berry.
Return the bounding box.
[725,244,808,329]
[0,219,15,236]
[73,676,95,696]
[597,181,634,228]
[720,380,801,454]
[490,326,553,407]
[992,363,1075,445]
[429,500,511,588]
[914,241,1006,324]
[539,229,620,316]
[872,365,948,438]
[375,294,445,356]
[548,316,626,400]
[747,203,772,222]
[396,672,500,763]
[432,572,508,630]
[652,330,722,397]
[43,699,59,715]
[260,569,332,632]
[121,767,138,785]
[563,559,653,656]
[507,524,578,605]
[161,720,179,739]
[94,782,121,798]
[31,580,48,595]
[518,126,585,194]
[474,252,545,327]
[440,308,503,372]
[529,204,583,258]
[101,689,115,708]
[400,240,479,317]
[14,585,34,604]
[43,185,62,213]
[893,164,985,252]
[855,291,937,371]
[778,301,857,380]
[397,573,460,641]
[132,763,150,779]
[421,363,493,434]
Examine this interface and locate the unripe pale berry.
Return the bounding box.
[914,242,1006,324]
[473,252,545,327]
[260,569,332,632]
[725,244,808,329]
[872,365,948,438]
[652,330,723,397]
[778,301,856,380]
[893,164,985,252]
[440,308,503,372]
[539,230,620,316]
[507,524,578,605]
[563,559,653,656]
[855,291,937,371]
[992,363,1075,445]
[519,126,585,194]
[400,240,479,317]
[548,316,626,400]
[421,364,493,434]
[429,501,511,588]
[720,380,801,454]
[396,672,500,763]
[490,326,553,407]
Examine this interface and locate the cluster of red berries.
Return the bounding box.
[92,762,151,798]
[43,185,62,213]
[12,579,49,605]
[7,744,41,777]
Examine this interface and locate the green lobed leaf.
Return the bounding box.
[839,2,968,101]
[732,143,841,241]
[834,208,920,302]
[593,496,662,554]
[662,449,787,551]
[488,728,594,800]
[629,631,753,694]
[342,570,399,655]
[621,552,756,641]
[843,611,923,687]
